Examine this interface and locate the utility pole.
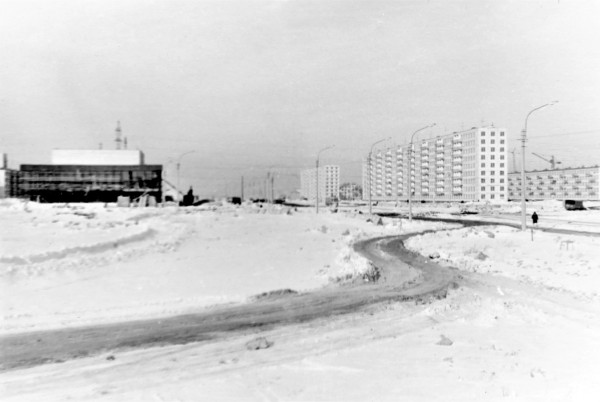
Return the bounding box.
[265,173,269,201]
[271,174,275,202]
[241,176,244,201]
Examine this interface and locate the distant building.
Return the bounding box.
[339,182,362,201]
[363,126,509,202]
[508,166,599,201]
[300,165,340,204]
[17,149,162,203]
[0,153,18,198]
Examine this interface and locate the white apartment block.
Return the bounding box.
[508,166,600,201]
[300,165,340,203]
[363,127,509,202]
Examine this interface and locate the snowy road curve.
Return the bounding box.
[0,231,457,371]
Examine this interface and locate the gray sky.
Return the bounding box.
[1,0,599,198]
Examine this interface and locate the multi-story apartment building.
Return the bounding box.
[300,165,340,204]
[508,166,599,201]
[363,126,509,202]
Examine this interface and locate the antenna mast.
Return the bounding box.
[115,121,122,150]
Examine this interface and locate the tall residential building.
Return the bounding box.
[363,126,509,202]
[300,165,340,204]
[508,166,600,201]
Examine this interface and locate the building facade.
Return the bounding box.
[300,165,340,204]
[508,166,600,201]
[339,182,362,201]
[363,126,509,202]
[0,153,18,198]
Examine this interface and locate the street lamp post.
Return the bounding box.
[408,124,436,221]
[520,101,558,230]
[176,150,195,200]
[368,137,391,216]
[316,145,335,214]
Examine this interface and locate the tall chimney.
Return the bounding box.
[2,153,7,169]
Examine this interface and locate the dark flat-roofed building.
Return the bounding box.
[17,149,162,203]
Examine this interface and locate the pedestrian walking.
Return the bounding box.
[532,211,539,226]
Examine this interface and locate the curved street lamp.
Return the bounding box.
[408,124,436,221]
[368,137,391,215]
[316,145,335,214]
[520,101,558,230]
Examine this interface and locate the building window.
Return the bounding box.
[500,139,505,144]
[481,155,485,160]
[481,139,485,144]
[491,155,495,160]
[500,186,504,191]
[481,163,485,167]
[491,132,495,136]
[500,147,504,152]
[491,186,495,191]
[491,194,495,199]
[500,171,504,175]
[491,171,495,175]
[491,140,495,144]
[500,131,505,136]
[491,178,495,183]
[500,163,504,167]
[500,155,505,160]
[491,147,495,152]
[500,178,504,183]
[481,194,486,199]
[481,179,485,183]
[491,163,495,167]
[481,186,485,191]
[481,171,485,175]
[481,147,486,152]
[481,132,485,136]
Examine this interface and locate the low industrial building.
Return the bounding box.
[17,149,162,203]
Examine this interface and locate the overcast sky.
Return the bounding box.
[1,0,599,197]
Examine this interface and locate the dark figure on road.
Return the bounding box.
[532,211,539,225]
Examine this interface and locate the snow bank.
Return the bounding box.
[406,225,600,299]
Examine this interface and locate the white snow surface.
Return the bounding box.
[0,199,451,334]
[2,199,600,401]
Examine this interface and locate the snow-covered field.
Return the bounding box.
[2,199,600,401]
[0,199,450,334]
